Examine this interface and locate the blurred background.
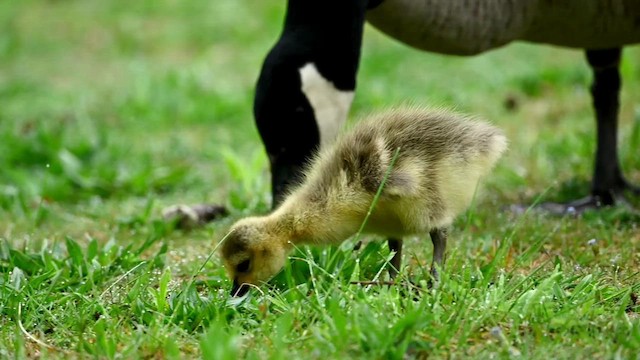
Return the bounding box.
[1,0,639,231]
[1,2,639,357]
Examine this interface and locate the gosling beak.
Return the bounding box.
[230,279,250,297]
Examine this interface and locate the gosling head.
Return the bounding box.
[220,217,289,297]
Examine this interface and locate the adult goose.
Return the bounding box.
[253,0,640,213]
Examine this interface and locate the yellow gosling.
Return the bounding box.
[221,106,507,296]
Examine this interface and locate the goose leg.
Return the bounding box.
[539,47,639,214]
[429,228,447,282]
[387,238,402,279]
[586,48,640,200]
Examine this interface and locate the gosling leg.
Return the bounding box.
[387,238,402,279]
[429,228,448,282]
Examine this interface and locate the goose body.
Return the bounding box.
[366,0,640,55]
[221,107,507,296]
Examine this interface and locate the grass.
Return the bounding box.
[1,0,639,358]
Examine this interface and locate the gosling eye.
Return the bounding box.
[236,259,250,273]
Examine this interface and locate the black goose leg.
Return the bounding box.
[387,238,402,279]
[587,48,640,199]
[540,47,639,214]
[429,228,447,282]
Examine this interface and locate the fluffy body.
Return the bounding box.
[221,107,506,293]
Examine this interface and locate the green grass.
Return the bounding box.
[1,0,640,358]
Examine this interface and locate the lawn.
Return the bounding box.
[1,0,639,358]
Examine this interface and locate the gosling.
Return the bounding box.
[221,106,507,296]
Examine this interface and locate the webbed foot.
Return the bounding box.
[511,177,640,216]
